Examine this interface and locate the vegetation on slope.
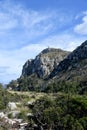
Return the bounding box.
[31,94,87,130]
[1,84,87,130]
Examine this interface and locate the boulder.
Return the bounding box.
[8,102,17,110]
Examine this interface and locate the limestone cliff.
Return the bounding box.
[22,48,70,79]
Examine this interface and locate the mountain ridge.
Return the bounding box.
[50,40,87,78]
[7,40,87,94]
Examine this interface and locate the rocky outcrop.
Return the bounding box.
[8,102,17,110]
[22,48,70,78]
[50,40,87,77]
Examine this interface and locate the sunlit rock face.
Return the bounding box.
[22,48,69,78]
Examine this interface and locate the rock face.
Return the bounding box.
[50,40,87,77]
[44,40,87,94]
[68,40,87,60]
[22,48,70,78]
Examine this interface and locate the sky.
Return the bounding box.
[0,0,87,84]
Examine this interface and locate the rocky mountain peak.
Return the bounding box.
[22,48,70,78]
[39,47,64,55]
[40,47,53,54]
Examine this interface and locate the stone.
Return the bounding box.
[8,102,17,110]
[0,112,5,118]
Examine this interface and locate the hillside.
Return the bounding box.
[50,40,87,77]
[10,48,69,91]
[7,40,87,94]
[47,40,87,94]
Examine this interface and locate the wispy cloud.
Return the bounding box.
[0,1,55,37]
[0,0,86,83]
[0,0,74,50]
[0,66,10,74]
[74,11,87,35]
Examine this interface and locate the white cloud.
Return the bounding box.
[0,0,56,36]
[74,11,87,35]
[0,0,64,50]
[0,12,17,30]
[0,0,74,41]
[0,0,86,84]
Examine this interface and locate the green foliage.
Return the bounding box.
[0,84,31,110]
[7,80,17,89]
[31,94,87,130]
[18,110,28,120]
[0,83,3,89]
[16,75,44,91]
[8,113,13,118]
[45,81,81,94]
[0,84,9,110]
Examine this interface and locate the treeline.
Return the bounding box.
[7,77,87,95]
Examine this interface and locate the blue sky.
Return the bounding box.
[0,0,87,84]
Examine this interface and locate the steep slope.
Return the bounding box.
[22,48,70,78]
[48,40,87,94]
[17,48,70,91]
[50,40,87,75]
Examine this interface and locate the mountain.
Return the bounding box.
[22,48,69,79]
[48,40,87,94]
[50,40,87,77]
[13,48,69,91]
[7,40,87,94]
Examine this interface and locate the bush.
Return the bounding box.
[31,94,87,129]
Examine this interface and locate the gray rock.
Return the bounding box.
[0,112,5,118]
[50,40,87,77]
[22,48,69,78]
[8,102,17,110]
